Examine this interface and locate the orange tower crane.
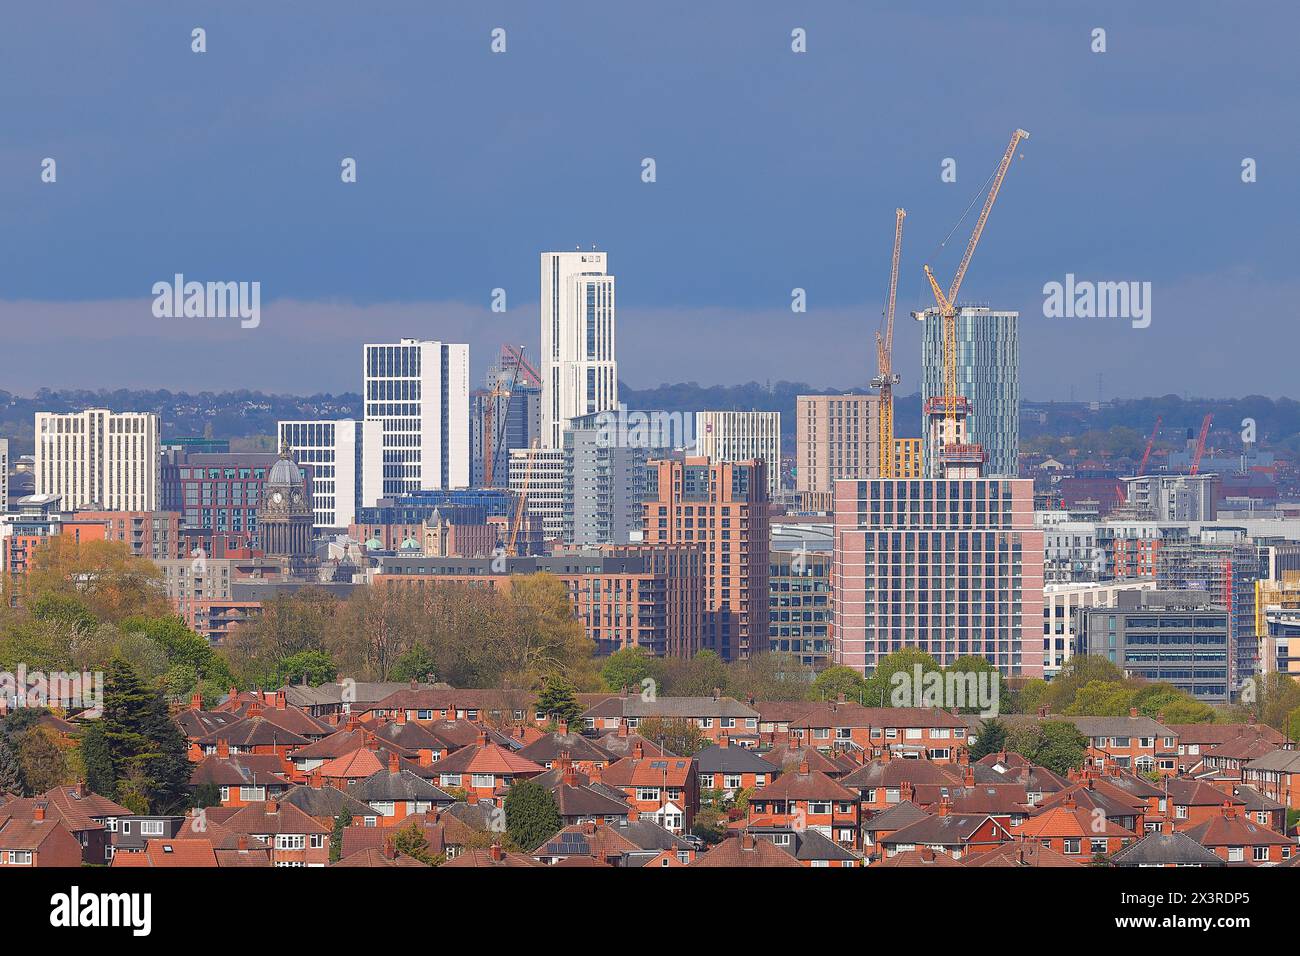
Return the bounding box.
[1190,414,1212,475]
[1138,415,1162,475]
[923,129,1030,430]
[871,208,906,478]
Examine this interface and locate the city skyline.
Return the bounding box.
[2,2,1296,399]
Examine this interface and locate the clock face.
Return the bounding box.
[271,491,284,504]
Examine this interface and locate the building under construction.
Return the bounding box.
[1156,529,1264,694]
[1119,473,1219,522]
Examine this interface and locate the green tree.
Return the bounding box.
[280,649,338,686]
[535,675,584,726]
[97,657,192,813]
[1034,721,1089,775]
[15,726,70,793]
[865,649,943,708]
[636,716,707,757]
[726,652,809,703]
[1045,655,1126,713]
[969,718,1008,761]
[0,709,45,795]
[601,646,659,693]
[330,808,352,863]
[392,822,435,864]
[389,644,440,684]
[809,665,869,703]
[78,721,115,798]
[659,650,728,698]
[504,780,561,852]
[1065,680,1137,717]
[945,656,1012,715]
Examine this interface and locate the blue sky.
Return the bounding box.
[1,1,1296,398]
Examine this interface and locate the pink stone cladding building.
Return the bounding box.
[832,477,1044,677]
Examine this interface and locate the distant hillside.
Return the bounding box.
[2,386,1296,457]
[0,389,361,456]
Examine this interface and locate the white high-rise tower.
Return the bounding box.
[363,339,469,495]
[540,250,618,448]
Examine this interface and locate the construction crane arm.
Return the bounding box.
[1190,414,1212,475]
[1138,415,1161,475]
[946,129,1029,305]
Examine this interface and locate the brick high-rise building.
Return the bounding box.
[641,457,770,662]
[795,394,880,495]
[833,476,1044,677]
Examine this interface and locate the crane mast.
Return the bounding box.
[872,209,906,478]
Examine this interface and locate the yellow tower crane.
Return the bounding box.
[871,208,906,478]
[923,128,1030,430]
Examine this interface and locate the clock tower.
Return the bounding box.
[261,442,313,566]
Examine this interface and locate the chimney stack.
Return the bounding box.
[489,842,504,863]
[388,750,401,774]
[719,734,730,749]
[633,742,644,760]
[1129,706,1138,718]
[190,691,203,710]
[33,802,46,821]
[216,738,230,760]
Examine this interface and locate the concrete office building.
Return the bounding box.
[278,419,382,529]
[919,307,1019,478]
[1036,512,1102,583]
[833,477,1044,677]
[563,412,648,548]
[770,549,832,668]
[1119,474,1219,522]
[34,409,160,511]
[641,458,771,662]
[1043,579,1157,676]
[696,410,782,500]
[509,446,566,544]
[363,339,470,495]
[540,251,618,448]
[0,439,7,514]
[1074,589,1231,704]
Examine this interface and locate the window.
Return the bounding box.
[140,821,165,836]
[275,834,306,850]
[1090,838,1108,855]
[310,834,325,849]
[1227,847,1244,863]
[724,775,743,790]
[1252,846,1269,862]
[471,774,495,790]
[1063,839,1081,855]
